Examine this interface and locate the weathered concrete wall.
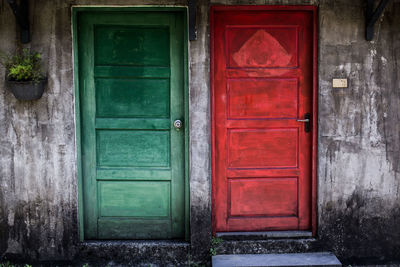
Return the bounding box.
[189,0,213,262]
[0,0,78,261]
[0,0,399,265]
[318,0,400,262]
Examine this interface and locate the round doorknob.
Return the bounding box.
[174,119,183,129]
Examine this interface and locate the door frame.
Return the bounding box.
[210,5,318,236]
[72,6,190,241]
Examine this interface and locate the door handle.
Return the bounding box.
[174,119,183,130]
[297,113,311,133]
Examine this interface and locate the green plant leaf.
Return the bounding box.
[0,49,43,82]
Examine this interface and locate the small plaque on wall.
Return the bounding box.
[332,78,348,88]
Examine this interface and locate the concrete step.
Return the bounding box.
[216,231,313,240]
[215,238,318,255]
[212,252,342,267]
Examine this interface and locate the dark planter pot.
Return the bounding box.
[6,78,47,100]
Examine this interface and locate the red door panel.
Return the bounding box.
[211,6,315,232]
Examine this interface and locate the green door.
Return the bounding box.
[77,10,187,239]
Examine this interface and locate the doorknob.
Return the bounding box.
[174,119,183,130]
[297,113,311,133]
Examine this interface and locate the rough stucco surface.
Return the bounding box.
[317,0,400,262]
[188,0,213,262]
[0,0,78,261]
[0,0,399,265]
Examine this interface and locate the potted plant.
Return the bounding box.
[0,49,46,100]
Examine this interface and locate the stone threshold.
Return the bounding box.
[80,239,190,246]
[78,240,190,266]
[212,252,342,267]
[215,238,318,255]
[216,231,313,240]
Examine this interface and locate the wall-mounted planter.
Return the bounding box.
[6,78,46,100]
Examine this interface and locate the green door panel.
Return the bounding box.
[98,218,172,239]
[77,10,186,239]
[95,78,170,118]
[97,130,170,167]
[94,26,170,66]
[99,181,171,217]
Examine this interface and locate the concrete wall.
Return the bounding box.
[0,0,78,261]
[0,0,399,265]
[318,0,400,261]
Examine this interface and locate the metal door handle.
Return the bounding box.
[297,113,311,133]
[174,119,183,130]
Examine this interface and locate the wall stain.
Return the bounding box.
[318,191,400,264]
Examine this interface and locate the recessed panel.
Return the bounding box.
[228,129,298,168]
[97,130,170,167]
[95,78,170,118]
[94,26,169,66]
[228,178,298,217]
[227,27,298,68]
[228,78,298,119]
[98,218,171,239]
[99,181,170,217]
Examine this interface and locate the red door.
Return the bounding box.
[211,6,316,232]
